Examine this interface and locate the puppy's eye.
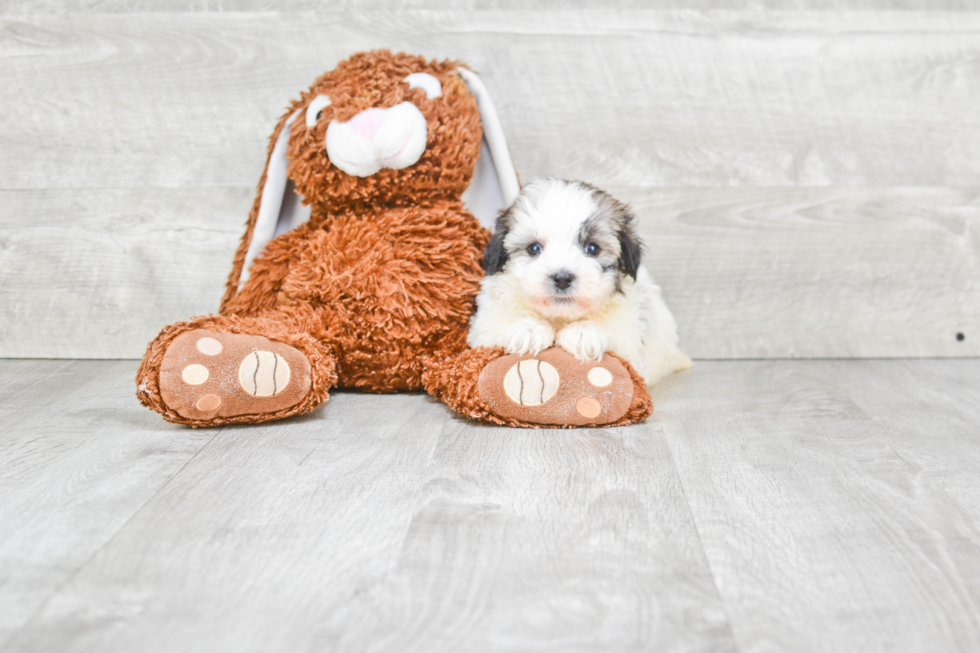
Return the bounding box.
[527,242,543,256]
[305,95,332,128]
[585,243,601,256]
[404,72,443,99]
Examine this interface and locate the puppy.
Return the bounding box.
[467,178,691,386]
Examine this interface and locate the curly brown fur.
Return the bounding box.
[212,50,489,396]
[222,200,489,391]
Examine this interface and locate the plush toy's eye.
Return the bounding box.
[527,242,543,256]
[404,72,442,99]
[585,243,600,256]
[305,95,332,128]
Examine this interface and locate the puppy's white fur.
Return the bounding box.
[467,178,691,386]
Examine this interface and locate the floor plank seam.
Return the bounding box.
[655,422,744,653]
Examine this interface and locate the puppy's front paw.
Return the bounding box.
[557,322,608,362]
[503,319,556,356]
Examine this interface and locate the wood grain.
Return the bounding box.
[1,1,977,14]
[3,186,976,359]
[4,359,980,651]
[0,359,214,649]
[652,359,980,653]
[0,362,735,652]
[328,423,733,651]
[3,10,980,360]
[618,186,980,360]
[2,12,980,190]
[0,188,248,359]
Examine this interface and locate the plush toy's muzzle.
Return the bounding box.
[326,101,428,176]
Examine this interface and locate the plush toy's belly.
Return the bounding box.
[226,201,490,392]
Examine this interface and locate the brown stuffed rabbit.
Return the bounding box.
[136,50,652,428]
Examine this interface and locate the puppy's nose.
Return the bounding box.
[552,271,575,290]
[347,108,387,140]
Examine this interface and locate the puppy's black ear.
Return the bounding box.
[483,210,511,276]
[617,217,643,280]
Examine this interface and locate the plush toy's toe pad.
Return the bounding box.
[159,329,312,421]
[477,347,634,426]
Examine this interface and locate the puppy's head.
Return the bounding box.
[484,179,643,320]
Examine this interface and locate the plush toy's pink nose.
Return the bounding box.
[347,108,387,140]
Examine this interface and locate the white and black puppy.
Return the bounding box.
[467,178,691,386]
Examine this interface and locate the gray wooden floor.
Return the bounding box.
[2,358,979,652]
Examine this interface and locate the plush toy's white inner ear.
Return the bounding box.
[457,68,521,229]
[238,109,311,289]
[462,139,507,229]
[274,179,312,236]
[404,72,442,99]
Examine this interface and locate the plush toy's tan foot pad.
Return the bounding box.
[159,329,312,421]
[477,347,634,426]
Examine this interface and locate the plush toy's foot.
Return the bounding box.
[423,347,653,428]
[158,329,312,422]
[137,316,337,427]
[478,347,640,426]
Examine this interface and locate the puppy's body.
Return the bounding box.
[467,179,690,386]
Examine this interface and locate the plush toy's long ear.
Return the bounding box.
[220,109,312,310]
[457,68,521,230]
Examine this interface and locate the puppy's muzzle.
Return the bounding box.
[552,271,575,291]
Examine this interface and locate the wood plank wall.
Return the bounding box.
[1,5,977,359]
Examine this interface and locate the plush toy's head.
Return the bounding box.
[282,50,482,208]
[232,50,520,292]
